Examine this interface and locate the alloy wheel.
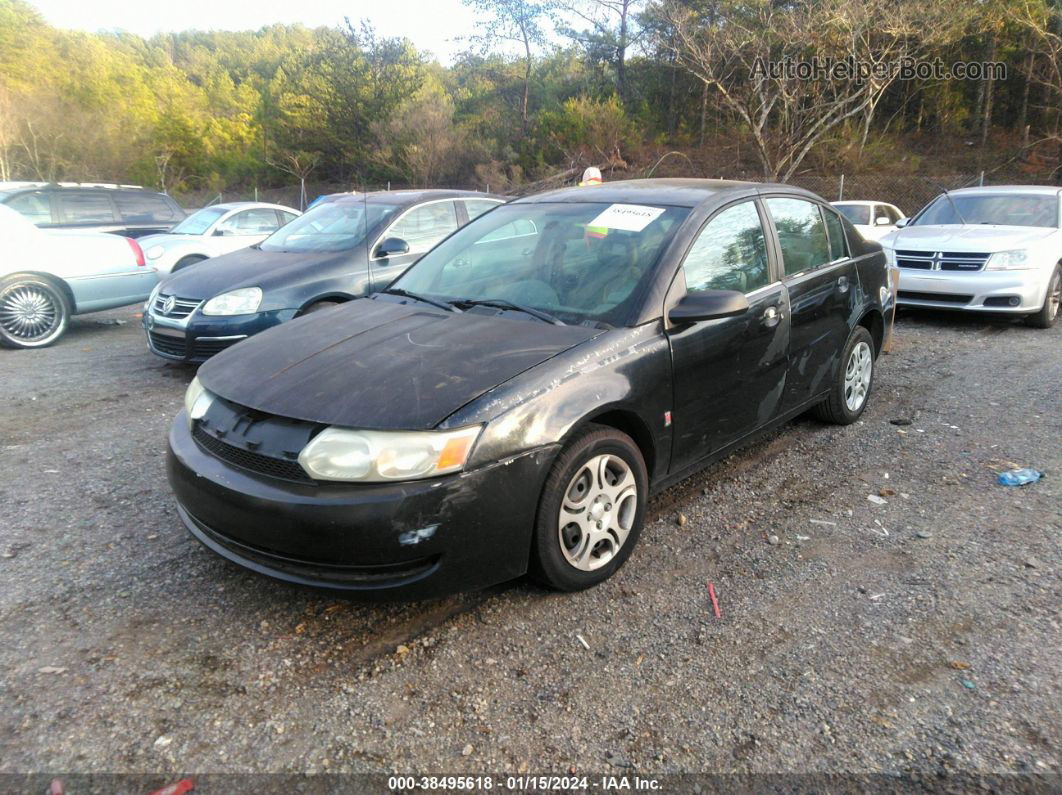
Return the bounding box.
[0,283,62,344]
[844,341,873,412]
[557,454,638,572]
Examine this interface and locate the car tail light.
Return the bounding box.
[126,237,146,267]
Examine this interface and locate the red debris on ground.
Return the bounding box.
[148,779,195,795]
[708,582,722,619]
[49,779,64,795]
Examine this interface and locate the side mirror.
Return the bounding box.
[375,237,410,258]
[213,228,229,236]
[875,217,891,226]
[894,217,909,228]
[668,290,749,325]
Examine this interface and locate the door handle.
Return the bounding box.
[761,305,782,328]
[837,275,850,293]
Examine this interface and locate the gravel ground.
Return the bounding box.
[0,306,1058,786]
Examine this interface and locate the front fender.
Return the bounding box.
[444,323,672,477]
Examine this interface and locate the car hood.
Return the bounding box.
[197,298,601,430]
[159,247,351,299]
[883,224,1057,252]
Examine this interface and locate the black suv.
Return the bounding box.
[0,182,186,237]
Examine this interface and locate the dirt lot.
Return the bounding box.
[0,305,1058,787]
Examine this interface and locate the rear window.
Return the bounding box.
[114,192,182,223]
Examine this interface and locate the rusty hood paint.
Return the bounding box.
[197,296,601,430]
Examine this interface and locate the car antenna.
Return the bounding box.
[936,183,968,226]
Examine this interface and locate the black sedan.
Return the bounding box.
[166,179,894,600]
[143,189,502,362]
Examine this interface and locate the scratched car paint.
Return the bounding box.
[165,178,893,599]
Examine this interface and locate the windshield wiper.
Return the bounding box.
[454,298,565,325]
[383,288,460,313]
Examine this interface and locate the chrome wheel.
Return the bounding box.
[843,341,873,412]
[0,282,64,345]
[557,454,638,572]
[1049,271,1061,321]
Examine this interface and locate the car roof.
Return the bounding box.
[833,200,882,207]
[202,202,299,212]
[513,178,819,208]
[328,189,502,206]
[948,185,1062,197]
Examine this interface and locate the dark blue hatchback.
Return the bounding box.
[143,189,502,362]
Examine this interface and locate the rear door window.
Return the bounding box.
[218,208,283,235]
[463,199,503,222]
[58,192,118,224]
[765,197,831,275]
[821,207,849,261]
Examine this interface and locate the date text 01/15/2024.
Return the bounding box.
[386,776,662,791]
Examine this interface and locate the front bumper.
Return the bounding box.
[166,412,557,600]
[897,268,1048,313]
[144,308,296,363]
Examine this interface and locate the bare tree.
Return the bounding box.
[1012,0,1062,163]
[658,0,969,181]
[267,151,321,210]
[555,0,645,101]
[464,0,554,132]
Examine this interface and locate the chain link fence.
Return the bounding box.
[174,172,1058,218]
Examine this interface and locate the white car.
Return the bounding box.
[0,204,157,348]
[833,200,906,241]
[879,186,1061,328]
[139,202,300,274]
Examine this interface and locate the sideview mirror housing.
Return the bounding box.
[668,290,750,325]
[375,237,410,258]
[213,228,229,236]
[894,217,909,228]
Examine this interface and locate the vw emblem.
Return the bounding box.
[161,295,177,315]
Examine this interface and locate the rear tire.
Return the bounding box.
[172,255,207,272]
[0,274,70,349]
[530,424,647,591]
[813,326,875,425]
[1025,265,1061,329]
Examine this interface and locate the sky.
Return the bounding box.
[27,0,484,62]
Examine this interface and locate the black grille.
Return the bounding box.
[898,290,972,304]
[148,331,186,357]
[192,423,315,484]
[193,337,242,357]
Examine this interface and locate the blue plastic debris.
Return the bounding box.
[997,468,1043,487]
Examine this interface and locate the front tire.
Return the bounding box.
[172,255,207,272]
[0,275,70,349]
[530,424,647,591]
[1025,265,1061,329]
[813,326,875,425]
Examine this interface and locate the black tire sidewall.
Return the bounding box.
[0,275,70,349]
[832,326,876,423]
[531,426,648,592]
[173,255,206,272]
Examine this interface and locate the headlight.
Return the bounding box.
[145,281,162,309]
[298,425,482,482]
[202,287,263,316]
[183,376,215,427]
[986,249,1033,270]
[146,245,165,260]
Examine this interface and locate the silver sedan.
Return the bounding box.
[139,202,300,274]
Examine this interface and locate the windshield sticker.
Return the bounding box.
[587,204,665,232]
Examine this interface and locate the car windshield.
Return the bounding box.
[835,205,870,225]
[914,193,1060,228]
[391,201,690,326]
[171,206,227,235]
[260,201,399,252]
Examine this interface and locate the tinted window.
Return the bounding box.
[822,208,848,261]
[114,192,181,223]
[218,208,282,235]
[766,198,830,275]
[385,201,460,254]
[58,193,117,223]
[5,192,52,224]
[835,204,870,225]
[682,201,769,294]
[278,211,298,225]
[464,199,502,221]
